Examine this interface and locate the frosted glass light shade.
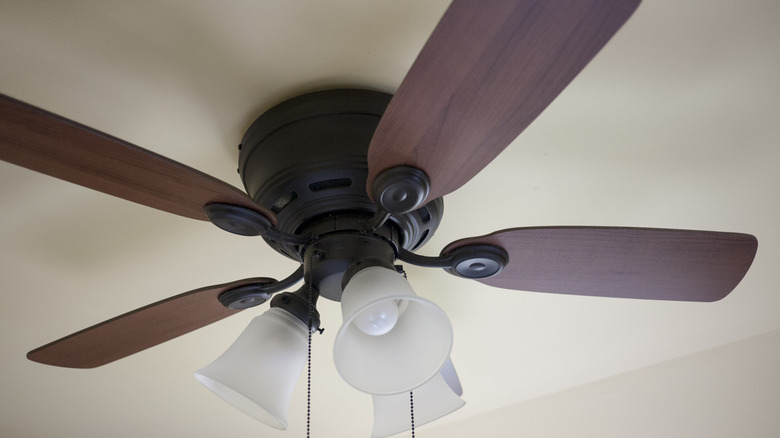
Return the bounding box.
[195,307,308,430]
[334,266,453,395]
[372,359,465,438]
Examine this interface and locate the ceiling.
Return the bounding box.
[1,1,779,437]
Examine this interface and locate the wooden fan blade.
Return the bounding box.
[443,227,758,302]
[0,94,275,223]
[367,0,641,203]
[26,278,275,369]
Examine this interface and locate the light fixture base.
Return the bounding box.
[304,232,396,302]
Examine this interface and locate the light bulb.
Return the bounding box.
[353,300,399,336]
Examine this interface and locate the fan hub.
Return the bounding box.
[237,89,443,261]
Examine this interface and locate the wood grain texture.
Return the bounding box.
[443,227,758,302]
[26,278,276,368]
[367,0,641,202]
[0,94,275,223]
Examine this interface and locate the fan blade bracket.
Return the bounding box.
[204,203,311,244]
[218,265,304,309]
[443,244,509,279]
[371,166,431,214]
[397,245,508,279]
[217,284,271,310]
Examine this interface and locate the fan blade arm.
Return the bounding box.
[367,0,642,210]
[397,248,455,269]
[441,227,758,302]
[0,93,276,224]
[218,265,304,309]
[203,203,311,244]
[25,274,303,369]
[398,246,509,280]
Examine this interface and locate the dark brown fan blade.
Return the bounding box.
[27,278,275,369]
[367,0,641,203]
[443,227,757,302]
[0,94,275,223]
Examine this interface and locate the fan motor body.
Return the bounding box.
[237,89,443,264]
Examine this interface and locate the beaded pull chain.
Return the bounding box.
[305,250,318,438]
[307,315,312,438]
[303,250,314,438]
[306,281,324,437]
[410,391,415,437]
[305,284,325,437]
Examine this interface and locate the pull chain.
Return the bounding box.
[410,391,415,438]
[304,249,324,438]
[307,316,312,438]
[305,250,315,438]
[306,281,319,437]
[303,248,314,438]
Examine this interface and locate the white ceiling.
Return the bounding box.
[1,1,779,437]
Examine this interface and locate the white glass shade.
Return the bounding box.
[334,266,454,395]
[372,359,465,438]
[194,307,308,430]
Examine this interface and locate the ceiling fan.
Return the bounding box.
[0,0,758,434]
